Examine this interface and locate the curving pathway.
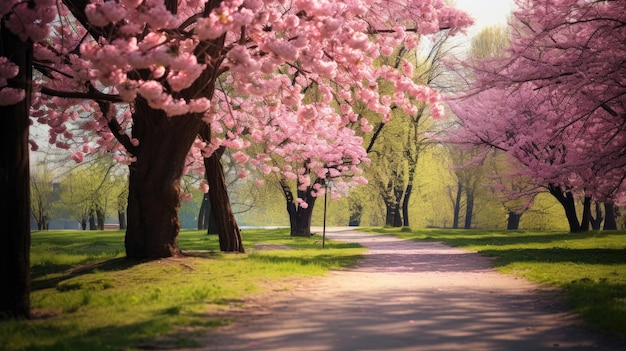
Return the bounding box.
[179,228,622,351]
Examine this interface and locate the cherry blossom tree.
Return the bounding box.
[446,0,626,232]
[3,0,473,258]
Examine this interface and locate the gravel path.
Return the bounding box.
[178,228,622,351]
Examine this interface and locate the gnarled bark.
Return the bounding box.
[125,103,203,259]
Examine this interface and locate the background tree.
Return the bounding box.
[30,166,56,230]
[445,0,626,232]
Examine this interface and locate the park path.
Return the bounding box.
[179,228,622,351]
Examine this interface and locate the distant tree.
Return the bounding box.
[30,166,55,230]
[446,0,626,232]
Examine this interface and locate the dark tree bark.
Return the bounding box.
[548,184,582,232]
[118,210,126,230]
[89,209,97,230]
[122,0,227,258]
[463,189,475,229]
[506,211,522,230]
[198,193,209,230]
[203,147,244,252]
[401,184,413,228]
[590,202,603,230]
[125,104,203,258]
[452,182,462,229]
[348,202,362,226]
[579,196,591,232]
[603,202,617,230]
[280,179,318,236]
[0,23,32,319]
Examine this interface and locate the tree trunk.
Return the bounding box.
[198,193,209,230]
[204,149,244,252]
[280,179,316,236]
[452,182,462,229]
[290,204,315,236]
[125,103,203,259]
[385,202,395,226]
[0,24,32,319]
[464,190,474,229]
[507,211,521,230]
[393,202,402,227]
[348,202,362,226]
[603,202,617,230]
[401,184,412,227]
[548,184,581,232]
[580,196,591,231]
[89,209,97,230]
[96,208,105,230]
[118,210,126,230]
[590,202,603,230]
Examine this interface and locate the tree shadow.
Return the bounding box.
[481,248,626,266]
[31,258,145,291]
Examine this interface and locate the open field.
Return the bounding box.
[366,228,626,341]
[1,229,364,351]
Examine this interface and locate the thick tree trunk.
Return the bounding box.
[0,25,32,319]
[452,182,462,229]
[125,103,203,259]
[506,211,522,230]
[290,205,315,236]
[280,179,316,236]
[603,202,617,230]
[548,184,581,233]
[204,149,244,252]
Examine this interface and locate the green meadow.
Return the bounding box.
[368,228,626,340]
[1,229,364,351]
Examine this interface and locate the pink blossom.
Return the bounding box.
[232,151,249,164]
[70,151,84,163]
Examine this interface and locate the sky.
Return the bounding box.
[453,0,516,34]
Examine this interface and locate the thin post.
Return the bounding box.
[322,181,328,248]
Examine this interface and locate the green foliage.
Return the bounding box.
[1,229,364,351]
[367,227,626,340]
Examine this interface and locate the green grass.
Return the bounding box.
[366,227,626,340]
[1,228,364,351]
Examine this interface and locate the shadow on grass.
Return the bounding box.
[20,306,227,351]
[563,280,626,339]
[421,231,626,248]
[31,258,145,291]
[480,248,626,266]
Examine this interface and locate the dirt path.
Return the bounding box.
[178,228,622,351]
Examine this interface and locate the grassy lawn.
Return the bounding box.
[1,228,364,351]
[366,227,626,341]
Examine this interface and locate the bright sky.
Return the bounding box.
[453,0,516,34]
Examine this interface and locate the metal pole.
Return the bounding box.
[322,182,328,249]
